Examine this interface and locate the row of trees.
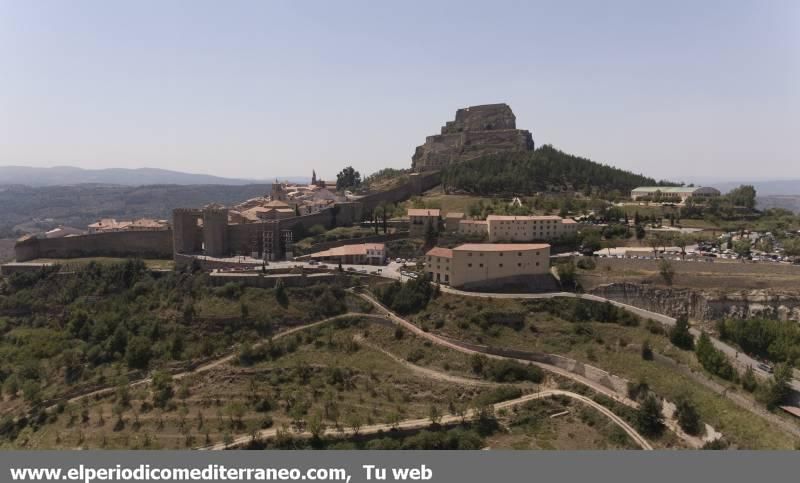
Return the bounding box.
[376,275,439,315]
[667,316,794,409]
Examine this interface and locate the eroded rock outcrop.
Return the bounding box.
[592,283,800,322]
[412,103,534,172]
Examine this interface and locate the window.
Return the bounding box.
[468,263,472,267]
[499,253,503,257]
[518,252,522,256]
[479,263,483,268]
[536,262,539,266]
[517,263,522,267]
[499,264,503,268]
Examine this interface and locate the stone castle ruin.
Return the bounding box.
[411,103,534,172]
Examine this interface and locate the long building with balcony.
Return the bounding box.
[425,243,550,289]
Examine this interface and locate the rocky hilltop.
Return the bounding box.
[412,103,534,172]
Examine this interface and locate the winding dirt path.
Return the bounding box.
[53,313,370,409]
[200,388,652,451]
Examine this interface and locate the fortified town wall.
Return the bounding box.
[14,230,173,262]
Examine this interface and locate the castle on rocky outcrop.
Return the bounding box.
[411,103,534,172]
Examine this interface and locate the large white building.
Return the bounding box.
[455,214,577,242]
[630,186,720,203]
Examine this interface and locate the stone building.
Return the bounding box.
[425,243,550,289]
[407,208,441,238]
[412,103,534,172]
[454,214,577,242]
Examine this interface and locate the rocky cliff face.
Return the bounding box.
[412,104,534,172]
[591,283,800,322]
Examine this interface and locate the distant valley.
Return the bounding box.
[0,165,309,187]
[0,183,274,239]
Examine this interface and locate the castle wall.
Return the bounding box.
[359,171,441,214]
[14,230,173,262]
[202,208,229,257]
[172,208,202,254]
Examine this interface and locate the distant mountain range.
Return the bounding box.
[0,166,309,187]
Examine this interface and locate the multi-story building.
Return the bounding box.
[408,208,441,238]
[425,243,550,289]
[455,214,577,242]
[458,219,488,238]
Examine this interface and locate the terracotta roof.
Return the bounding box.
[460,220,488,225]
[562,218,578,224]
[445,212,464,218]
[426,247,453,258]
[408,208,440,217]
[264,200,290,208]
[453,243,550,252]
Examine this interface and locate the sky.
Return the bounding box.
[1,0,798,181]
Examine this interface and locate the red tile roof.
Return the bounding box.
[453,243,550,252]
[426,247,453,258]
[408,208,441,217]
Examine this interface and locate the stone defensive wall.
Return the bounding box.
[358,171,441,214]
[13,170,439,264]
[14,230,173,262]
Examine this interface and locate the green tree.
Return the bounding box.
[641,340,654,360]
[556,260,577,290]
[695,331,735,380]
[424,221,438,247]
[733,240,752,258]
[726,185,757,210]
[658,258,675,286]
[636,394,664,436]
[335,166,362,191]
[741,365,758,392]
[675,398,702,435]
[275,278,289,307]
[669,316,694,350]
[760,363,793,409]
[151,371,174,409]
[126,336,153,370]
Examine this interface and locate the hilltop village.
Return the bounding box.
[2,104,800,451]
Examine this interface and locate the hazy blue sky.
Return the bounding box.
[1,0,798,181]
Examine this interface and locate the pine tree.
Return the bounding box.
[669,316,694,350]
